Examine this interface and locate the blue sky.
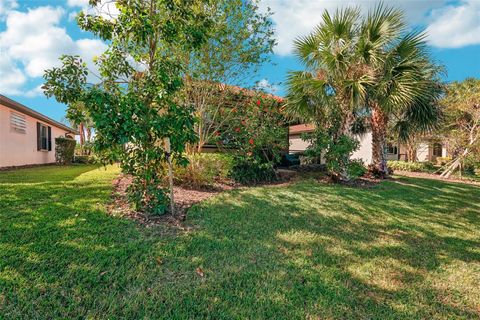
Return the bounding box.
[1,0,479,123]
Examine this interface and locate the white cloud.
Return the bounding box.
[0,55,27,95]
[259,0,447,55]
[426,0,480,48]
[0,6,106,96]
[67,0,89,7]
[256,78,279,94]
[0,0,17,19]
[67,0,119,20]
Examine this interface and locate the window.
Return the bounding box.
[37,122,51,151]
[387,143,398,155]
[433,143,442,157]
[10,112,26,134]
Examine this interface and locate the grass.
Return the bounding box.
[0,165,479,319]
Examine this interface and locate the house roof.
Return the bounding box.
[0,94,78,134]
[216,83,284,103]
[289,124,315,135]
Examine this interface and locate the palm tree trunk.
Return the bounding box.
[370,103,388,176]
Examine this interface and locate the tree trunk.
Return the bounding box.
[440,147,469,178]
[79,122,85,146]
[406,144,417,162]
[370,103,388,177]
[337,110,356,181]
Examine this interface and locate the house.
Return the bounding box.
[0,95,77,168]
[288,124,448,164]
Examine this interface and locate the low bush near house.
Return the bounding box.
[55,137,76,165]
[436,156,452,166]
[171,153,234,189]
[230,156,276,184]
[387,160,433,172]
[74,155,95,164]
[348,159,367,178]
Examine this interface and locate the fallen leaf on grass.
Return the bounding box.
[195,267,205,277]
[156,256,163,265]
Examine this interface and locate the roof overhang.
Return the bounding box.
[0,94,79,135]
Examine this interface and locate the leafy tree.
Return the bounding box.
[439,78,480,178]
[43,0,212,214]
[178,0,275,152]
[220,94,287,184]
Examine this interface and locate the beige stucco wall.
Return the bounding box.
[289,134,311,153]
[416,142,430,162]
[0,103,70,167]
[289,131,373,165]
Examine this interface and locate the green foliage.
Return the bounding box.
[229,156,276,184]
[286,4,443,177]
[302,129,361,180]
[43,0,212,214]
[170,153,233,188]
[74,155,95,164]
[436,157,452,166]
[348,159,367,179]
[387,160,433,172]
[218,95,287,184]
[440,78,480,158]
[54,137,76,165]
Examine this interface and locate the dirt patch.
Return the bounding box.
[108,175,237,228]
[395,171,480,186]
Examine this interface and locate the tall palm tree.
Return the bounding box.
[358,5,444,175]
[286,7,374,180]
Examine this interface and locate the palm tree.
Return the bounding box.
[286,7,374,180]
[357,5,444,175]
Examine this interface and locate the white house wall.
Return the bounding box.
[289,131,373,165]
[416,143,430,162]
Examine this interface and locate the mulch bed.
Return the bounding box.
[107,168,386,228]
[394,170,480,186]
[108,175,237,228]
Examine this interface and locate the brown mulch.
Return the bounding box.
[394,170,480,186]
[108,175,238,228]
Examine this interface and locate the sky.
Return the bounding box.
[1,0,479,123]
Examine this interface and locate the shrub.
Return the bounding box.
[218,94,287,184]
[230,156,276,184]
[387,160,433,172]
[348,159,367,178]
[436,157,451,166]
[302,130,360,180]
[171,153,233,188]
[55,137,76,165]
[463,156,480,176]
[74,155,95,164]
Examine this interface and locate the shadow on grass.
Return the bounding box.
[0,168,479,319]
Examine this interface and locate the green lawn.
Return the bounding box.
[1,165,479,319]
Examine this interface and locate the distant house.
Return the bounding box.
[0,95,77,168]
[288,124,448,164]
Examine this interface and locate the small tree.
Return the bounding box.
[219,94,287,184]
[178,0,276,152]
[439,78,480,178]
[43,0,212,215]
